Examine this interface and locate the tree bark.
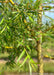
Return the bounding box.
[37,31,43,75]
[36,0,43,75]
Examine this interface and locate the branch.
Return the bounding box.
[9,0,15,5]
[8,0,20,12]
[43,6,54,8]
[0,1,8,3]
[0,0,15,5]
[44,25,54,33]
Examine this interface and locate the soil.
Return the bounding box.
[0,58,54,64]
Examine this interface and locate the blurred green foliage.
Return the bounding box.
[0,0,54,73]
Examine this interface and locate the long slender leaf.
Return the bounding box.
[26,45,31,51]
[17,49,25,63]
[29,62,32,75]
[0,18,4,25]
[31,64,36,71]
[29,16,34,22]
[19,56,28,68]
[0,25,6,34]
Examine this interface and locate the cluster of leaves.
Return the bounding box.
[0,0,54,73]
[0,0,39,72]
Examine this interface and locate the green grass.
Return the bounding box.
[43,62,54,73]
[0,63,29,74]
[0,52,54,74]
[0,53,9,59]
[0,62,54,74]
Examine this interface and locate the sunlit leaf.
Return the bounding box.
[0,18,4,25]
[19,56,28,68]
[29,16,34,22]
[26,45,31,51]
[0,25,6,34]
[17,48,25,63]
[29,62,32,75]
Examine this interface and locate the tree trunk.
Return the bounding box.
[37,0,43,75]
[37,31,43,75]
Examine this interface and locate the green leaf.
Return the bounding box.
[0,25,6,34]
[0,5,3,9]
[17,48,25,63]
[12,13,19,20]
[0,18,4,25]
[29,57,38,69]
[7,26,10,30]
[19,56,28,68]
[29,16,34,22]
[12,11,17,14]
[31,64,36,71]
[26,45,31,51]
[17,40,24,47]
[29,62,32,75]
